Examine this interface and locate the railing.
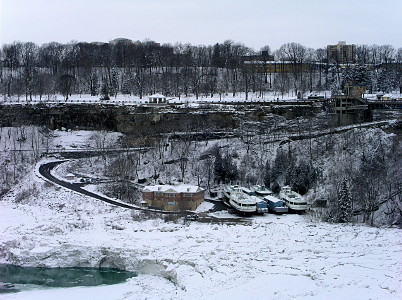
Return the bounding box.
[0,97,323,106]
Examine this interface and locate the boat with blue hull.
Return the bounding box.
[263,195,288,214]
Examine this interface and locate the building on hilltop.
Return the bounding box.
[109,38,133,45]
[327,41,356,64]
[142,184,205,211]
[242,51,275,64]
[148,94,167,104]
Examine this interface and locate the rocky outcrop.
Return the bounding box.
[0,103,321,134]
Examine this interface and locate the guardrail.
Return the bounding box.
[0,97,323,106]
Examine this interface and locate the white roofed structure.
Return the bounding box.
[142,184,202,193]
[148,94,167,104]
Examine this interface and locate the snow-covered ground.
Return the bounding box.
[0,167,401,300]
[1,120,401,299]
[2,91,401,106]
[0,91,324,106]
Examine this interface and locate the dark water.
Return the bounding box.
[0,264,137,294]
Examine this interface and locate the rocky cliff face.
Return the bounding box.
[0,104,321,134]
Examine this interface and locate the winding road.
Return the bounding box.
[39,160,178,213]
[38,160,250,224]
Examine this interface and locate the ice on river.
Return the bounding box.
[0,171,401,300]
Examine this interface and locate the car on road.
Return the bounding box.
[185,214,199,221]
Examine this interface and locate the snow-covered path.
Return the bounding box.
[0,171,401,299]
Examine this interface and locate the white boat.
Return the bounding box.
[279,186,308,212]
[250,185,273,197]
[223,185,257,213]
[241,187,268,214]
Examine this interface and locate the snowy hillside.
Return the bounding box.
[0,166,401,299]
[1,119,401,299]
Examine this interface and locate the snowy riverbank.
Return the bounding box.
[1,169,401,300]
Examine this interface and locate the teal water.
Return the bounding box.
[0,264,137,293]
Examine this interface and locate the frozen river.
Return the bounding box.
[0,264,136,294]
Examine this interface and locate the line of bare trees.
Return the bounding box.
[1,40,401,101]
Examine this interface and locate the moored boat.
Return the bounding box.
[256,200,269,214]
[250,185,273,197]
[223,185,257,214]
[263,195,288,214]
[241,187,268,214]
[279,186,308,212]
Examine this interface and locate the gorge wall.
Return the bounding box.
[0,104,322,134]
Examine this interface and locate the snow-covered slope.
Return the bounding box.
[0,169,401,300]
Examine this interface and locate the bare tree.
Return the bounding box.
[58,74,75,100]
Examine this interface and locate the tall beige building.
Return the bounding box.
[327,41,356,64]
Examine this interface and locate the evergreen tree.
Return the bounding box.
[213,147,238,184]
[109,68,119,97]
[285,160,316,195]
[100,81,110,100]
[263,159,271,188]
[377,69,397,93]
[342,65,372,90]
[213,147,223,183]
[271,148,288,183]
[271,181,280,194]
[272,146,295,186]
[338,179,352,223]
[328,64,341,95]
[222,154,238,183]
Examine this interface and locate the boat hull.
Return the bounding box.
[285,203,308,213]
[229,198,257,213]
[269,206,289,214]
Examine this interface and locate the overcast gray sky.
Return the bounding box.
[1,0,401,51]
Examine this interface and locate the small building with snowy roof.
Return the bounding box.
[148,94,166,104]
[142,184,204,211]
